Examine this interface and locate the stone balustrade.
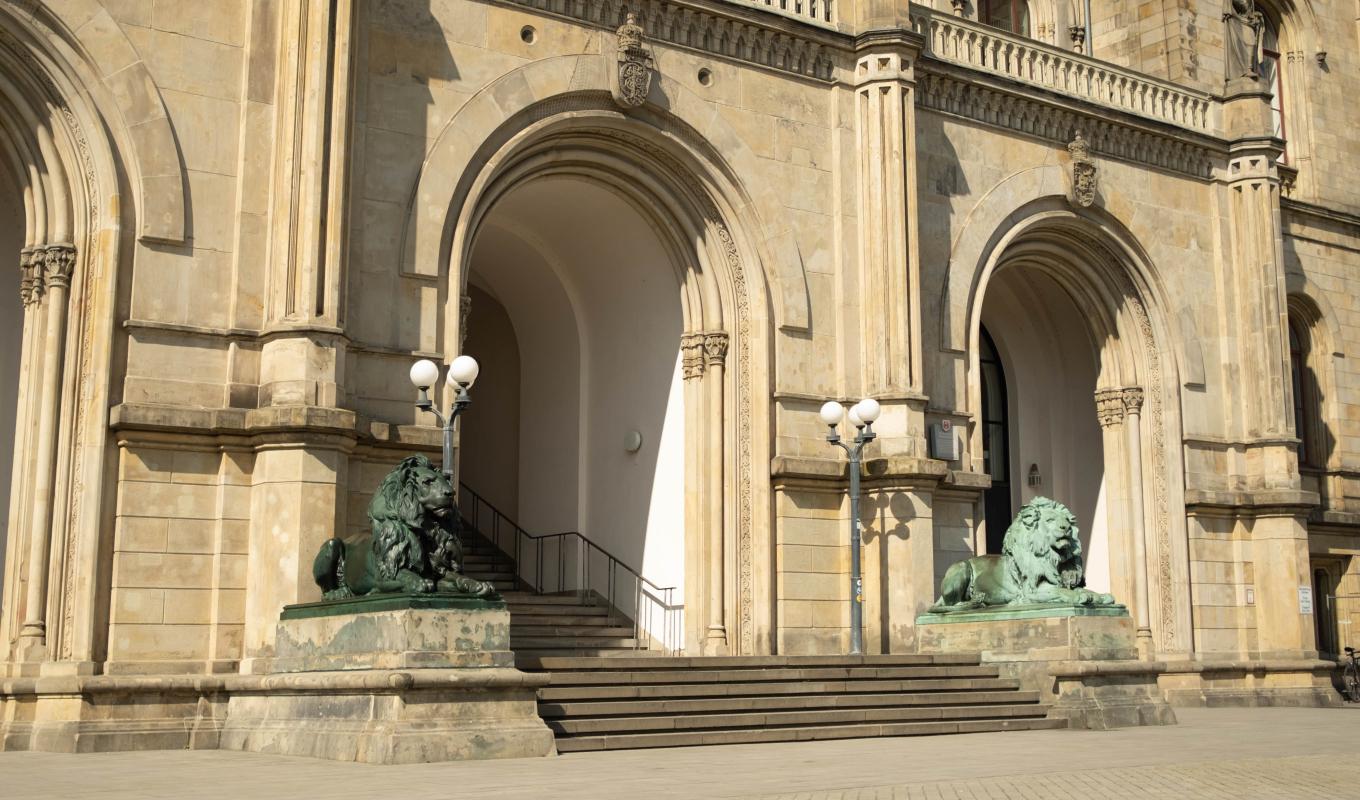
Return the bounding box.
[911,8,1217,135]
[728,0,836,27]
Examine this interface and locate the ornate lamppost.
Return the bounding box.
[819,397,882,656]
[408,355,480,479]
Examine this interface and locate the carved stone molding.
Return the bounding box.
[1094,388,1125,428]
[1068,131,1098,207]
[494,0,838,81]
[1121,386,1146,414]
[458,294,472,348]
[612,13,655,109]
[681,332,706,379]
[916,71,1216,179]
[19,247,40,306]
[703,331,729,366]
[41,243,76,290]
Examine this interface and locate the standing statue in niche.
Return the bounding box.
[311,455,499,600]
[930,497,1117,612]
[1224,0,1265,80]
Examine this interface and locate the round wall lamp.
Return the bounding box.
[624,430,644,453]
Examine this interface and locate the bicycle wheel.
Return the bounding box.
[1345,664,1360,703]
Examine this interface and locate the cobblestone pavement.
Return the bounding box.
[2,708,1358,799]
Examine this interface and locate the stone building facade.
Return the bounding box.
[0,0,1358,749]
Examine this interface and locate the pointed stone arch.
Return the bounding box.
[403,81,786,654]
[0,6,145,669]
[955,187,1194,656]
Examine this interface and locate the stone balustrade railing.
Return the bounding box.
[911,8,1217,135]
[729,0,836,28]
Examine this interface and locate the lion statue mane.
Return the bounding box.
[930,496,1115,612]
[311,455,499,600]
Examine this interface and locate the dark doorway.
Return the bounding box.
[1314,566,1337,657]
[980,326,1011,553]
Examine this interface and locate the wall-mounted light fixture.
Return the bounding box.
[624,430,643,453]
[1027,463,1042,488]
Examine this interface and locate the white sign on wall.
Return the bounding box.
[1299,586,1313,615]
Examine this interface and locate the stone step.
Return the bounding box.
[550,703,1054,736]
[539,690,1040,719]
[534,664,1005,686]
[510,613,620,626]
[500,592,598,605]
[511,636,642,650]
[552,716,1065,752]
[512,624,637,637]
[538,677,1023,702]
[519,654,985,672]
[515,648,663,659]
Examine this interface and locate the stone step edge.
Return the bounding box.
[538,692,1043,718]
[552,717,1065,752]
[518,655,984,670]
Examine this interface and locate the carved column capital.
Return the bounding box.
[41,243,76,291]
[702,331,729,366]
[1120,386,1145,414]
[681,333,706,380]
[18,247,40,307]
[1094,388,1126,428]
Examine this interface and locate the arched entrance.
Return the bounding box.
[460,175,685,614]
[439,114,774,655]
[978,266,1106,589]
[964,202,1192,655]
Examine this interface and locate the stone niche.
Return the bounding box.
[916,606,1177,730]
[218,596,556,764]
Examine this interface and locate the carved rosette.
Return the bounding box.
[1067,132,1098,207]
[42,243,76,290]
[612,13,654,109]
[681,333,706,380]
[1094,388,1126,428]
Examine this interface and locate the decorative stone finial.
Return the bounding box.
[1067,132,1098,208]
[612,12,655,109]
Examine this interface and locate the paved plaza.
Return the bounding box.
[2,707,1357,799]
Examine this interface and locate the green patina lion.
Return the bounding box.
[930,496,1115,612]
[311,455,499,600]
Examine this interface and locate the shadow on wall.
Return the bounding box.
[0,163,24,609]
[916,110,970,413]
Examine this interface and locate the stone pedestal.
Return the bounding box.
[219,596,556,763]
[916,606,1176,730]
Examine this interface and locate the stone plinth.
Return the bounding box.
[917,606,1176,730]
[263,595,514,673]
[219,598,556,763]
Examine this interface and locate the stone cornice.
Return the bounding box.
[490,0,847,81]
[915,65,1221,179]
[491,0,1224,178]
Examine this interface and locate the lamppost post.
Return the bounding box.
[409,355,481,480]
[820,398,881,656]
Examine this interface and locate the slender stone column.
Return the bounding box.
[1120,387,1153,656]
[702,332,729,654]
[16,244,75,657]
[1094,390,1135,611]
[3,249,42,651]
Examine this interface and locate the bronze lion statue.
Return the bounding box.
[311,455,499,600]
[930,496,1115,612]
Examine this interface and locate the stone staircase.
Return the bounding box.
[460,533,652,658]
[456,500,1059,752]
[516,654,1061,752]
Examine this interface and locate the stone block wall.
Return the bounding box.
[774,487,850,654]
[1186,514,1259,654]
[109,444,251,673]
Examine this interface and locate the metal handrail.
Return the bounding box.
[458,482,684,654]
